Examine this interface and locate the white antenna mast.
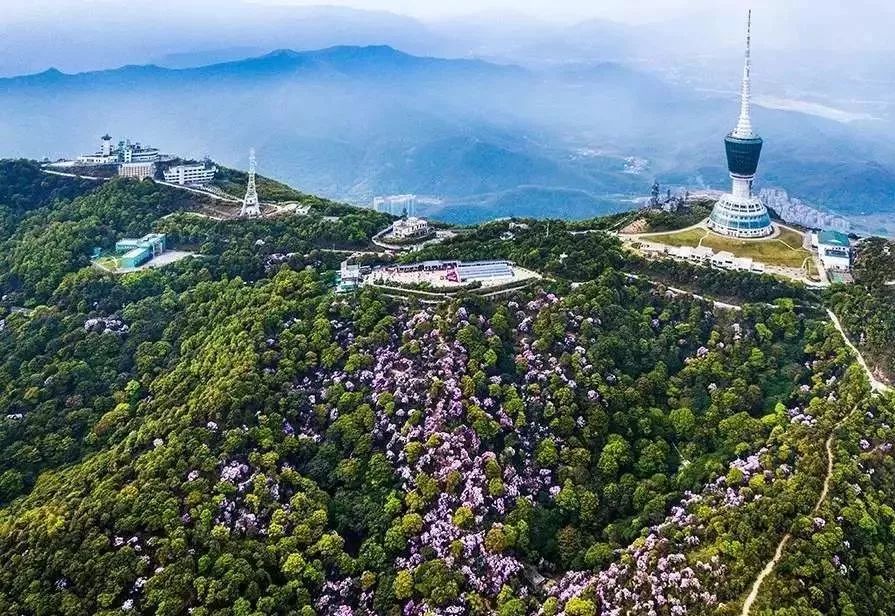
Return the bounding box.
[731,10,755,139]
[240,148,261,218]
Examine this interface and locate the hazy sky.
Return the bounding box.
[2,0,891,25]
[2,0,893,78]
[251,0,723,22]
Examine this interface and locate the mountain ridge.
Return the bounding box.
[0,45,524,86]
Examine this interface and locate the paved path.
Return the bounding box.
[161,211,225,221]
[620,272,743,311]
[156,180,242,203]
[619,219,709,238]
[41,168,108,181]
[319,248,384,256]
[827,308,890,393]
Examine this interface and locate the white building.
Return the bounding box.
[711,251,736,269]
[121,141,160,163]
[817,230,851,271]
[391,216,431,239]
[163,164,217,186]
[78,135,164,165]
[669,246,692,260]
[732,256,754,271]
[77,154,116,165]
[690,246,714,263]
[340,260,361,285]
[118,162,156,181]
[640,242,666,256]
[667,245,713,263]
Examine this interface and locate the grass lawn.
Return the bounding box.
[646,228,706,248]
[94,256,120,270]
[647,226,811,269]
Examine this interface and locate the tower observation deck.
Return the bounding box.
[707,10,774,238]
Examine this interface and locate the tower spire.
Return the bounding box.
[731,10,754,139]
[240,148,261,217]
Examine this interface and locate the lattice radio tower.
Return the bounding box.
[239,149,261,218]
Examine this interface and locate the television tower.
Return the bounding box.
[706,9,773,238]
[240,149,261,218]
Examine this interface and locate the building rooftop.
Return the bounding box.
[818,230,850,247]
[122,247,149,259]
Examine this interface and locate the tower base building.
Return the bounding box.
[707,194,773,238]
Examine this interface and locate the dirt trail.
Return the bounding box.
[741,311,891,614]
[827,309,891,394]
[740,407,857,615]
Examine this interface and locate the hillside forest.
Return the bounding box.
[0,160,893,616]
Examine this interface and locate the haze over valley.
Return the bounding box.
[1,0,894,233]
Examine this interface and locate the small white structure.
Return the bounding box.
[669,246,692,260]
[690,246,714,263]
[78,153,117,165]
[78,135,117,164]
[164,164,217,186]
[711,251,736,269]
[391,216,430,239]
[337,259,362,292]
[732,256,754,271]
[118,162,156,181]
[640,242,666,255]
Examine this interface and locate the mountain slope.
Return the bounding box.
[1,161,893,615]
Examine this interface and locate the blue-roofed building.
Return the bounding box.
[114,233,166,268]
[817,229,851,271]
[818,230,849,248]
[456,261,514,283]
[120,247,152,269]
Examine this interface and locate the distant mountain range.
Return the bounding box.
[0,45,893,229]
